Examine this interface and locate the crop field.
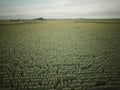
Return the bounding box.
[0,20,120,90]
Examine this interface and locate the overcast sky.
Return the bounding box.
[0,0,120,19]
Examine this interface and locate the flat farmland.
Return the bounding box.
[0,20,120,90]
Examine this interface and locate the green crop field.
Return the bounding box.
[0,20,120,90]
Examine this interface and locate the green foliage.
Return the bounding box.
[0,20,120,90]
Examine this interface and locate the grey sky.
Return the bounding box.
[0,0,120,19]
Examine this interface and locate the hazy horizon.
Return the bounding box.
[0,0,120,19]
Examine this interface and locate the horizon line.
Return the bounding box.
[0,17,120,20]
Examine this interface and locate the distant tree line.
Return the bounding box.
[9,17,45,22]
[10,19,22,22]
[33,17,45,20]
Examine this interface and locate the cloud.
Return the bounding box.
[0,0,120,19]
